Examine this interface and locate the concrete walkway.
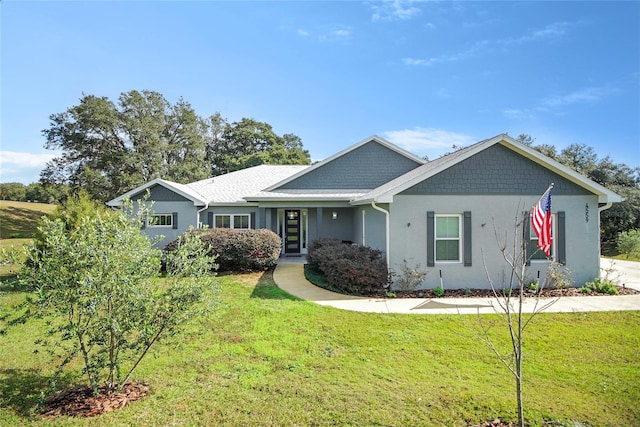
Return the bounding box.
[273,259,640,315]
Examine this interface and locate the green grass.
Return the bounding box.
[0,200,56,239]
[1,271,639,426]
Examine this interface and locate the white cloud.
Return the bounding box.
[402,40,489,66]
[371,0,424,22]
[297,26,351,41]
[382,127,475,158]
[504,82,623,122]
[503,108,536,120]
[0,151,57,184]
[541,85,621,107]
[402,21,575,67]
[402,57,427,66]
[497,22,572,47]
[332,29,351,37]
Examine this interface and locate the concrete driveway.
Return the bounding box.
[601,258,640,291]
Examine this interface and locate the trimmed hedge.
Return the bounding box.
[306,238,388,294]
[166,228,281,272]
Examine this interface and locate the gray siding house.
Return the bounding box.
[107,134,622,290]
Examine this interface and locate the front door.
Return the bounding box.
[284,210,301,254]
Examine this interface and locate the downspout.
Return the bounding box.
[371,201,390,271]
[196,203,209,229]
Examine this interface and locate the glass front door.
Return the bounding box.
[284,210,301,254]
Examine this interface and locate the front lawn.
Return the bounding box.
[1,271,639,426]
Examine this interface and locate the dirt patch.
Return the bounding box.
[41,382,149,418]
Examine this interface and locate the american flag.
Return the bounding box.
[531,185,553,257]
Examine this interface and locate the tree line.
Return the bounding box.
[39,90,310,202]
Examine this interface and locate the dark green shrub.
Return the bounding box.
[433,285,444,297]
[307,238,387,294]
[306,238,343,272]
[580,278,619,295]
[166,228,281,272]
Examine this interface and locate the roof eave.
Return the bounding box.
[106,178,206,207]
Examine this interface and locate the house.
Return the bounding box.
[107,134,622,290]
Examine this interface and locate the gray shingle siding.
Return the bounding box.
[279,141,422,190]
[132,185,191,202]
[401,144,592,196]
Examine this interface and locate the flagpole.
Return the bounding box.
[531,182,554,211]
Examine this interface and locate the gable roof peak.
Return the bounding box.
[264,134,426,192]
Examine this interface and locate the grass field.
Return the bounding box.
[0,200,56,239]
[1,271,639,427]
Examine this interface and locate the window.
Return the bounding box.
[529,214,555,261]
[148,214,173,227]
[214,214,250,229]
[435,215,461,262]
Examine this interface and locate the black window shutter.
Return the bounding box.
[463,211,472,266]
[172,212,178,229]
[557,211,566,264]
[427,211,435,267]
[250,212,256,229]
[208,212,214,228]
[523,211,531,266]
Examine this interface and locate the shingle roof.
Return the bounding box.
[188,164,309,204]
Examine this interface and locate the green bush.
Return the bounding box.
[306,238,387,294]
[166,228,281,272]
[433,285,444,297]
[580,277,619,295]
[306,238,342,273]
[616,229,640,259]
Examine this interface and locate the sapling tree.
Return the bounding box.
[470,209,564,427]
[1,195,218,394]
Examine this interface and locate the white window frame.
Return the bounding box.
[529,213,557,262]
[148,213,173,228]
[214,214,251,230]
[435,214,462,263]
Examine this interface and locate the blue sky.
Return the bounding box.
[1,0,639,184]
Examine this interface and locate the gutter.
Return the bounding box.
[598,201,612,213]
[371,202,390,271]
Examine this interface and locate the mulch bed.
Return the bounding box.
[41,382,149,418]
[364,285,639,299]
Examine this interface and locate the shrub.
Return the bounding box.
[433,285,444,297]
[391,258,429,291]
[580,277,618,295]
[306,238,342,272]
[543,262,573,289]
[306,238,387,294]
[617,229,640,259]
[5,206,217,393]
[166,228,281,272]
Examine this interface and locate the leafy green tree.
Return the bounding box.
[209,118,310,175]
[0,182,26,201]
[41,91,310,201]
[3,196,217,393]
[616,229,640,259]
